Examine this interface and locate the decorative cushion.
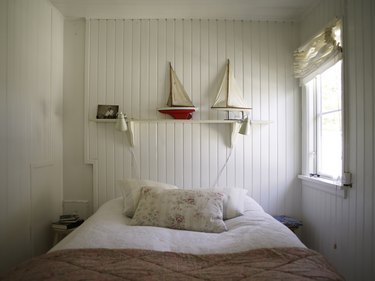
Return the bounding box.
[130,187,227,233]
[244,196,264,212]
[225,188,247,219]
[118,179,178,218]
[213,188,247,219]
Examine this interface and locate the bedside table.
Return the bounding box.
[52,227,77,246]
[273,215,302,232]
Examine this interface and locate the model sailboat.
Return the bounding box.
[211,59,251,116]
[212,59,252,142]
[158,63,196,119]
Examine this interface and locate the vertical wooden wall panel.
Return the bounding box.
[106,20,115,200]
[224,20,235,188]
[242,22,252,195]
[208,20,217,187]
[88,20,98,160]
[234,21,244,189]
[122,20,133,180]
[139,21,150,181]
[216,20,228,188]
[114,20,124,192]
[353,0,365,278]
[270,22,283,214]
[191,20,201,188]
[285,21,300,217]
[173,20,184,187]
[149,20,158,182]
[259,22,269,210]
[156,20,167,183]
[250,21,261,203]
[182,20,192,189]
[86,19,301,220]
[199,20,210,188]
[362,0,373,276]
[97,20,107,206]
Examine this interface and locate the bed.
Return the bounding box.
[1,180,344,280]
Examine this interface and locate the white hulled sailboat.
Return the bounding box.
[211,59,251,116]
[212,59,252,141]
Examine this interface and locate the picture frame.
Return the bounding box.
[96,104,119,119]
[228,111,243,120]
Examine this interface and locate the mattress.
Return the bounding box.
[2,197,345,281]
[51,196,305,254]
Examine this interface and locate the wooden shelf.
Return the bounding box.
[91,118,270,125]
[90,118,271,147]
[92,118,236,124]
[91,118,116,123]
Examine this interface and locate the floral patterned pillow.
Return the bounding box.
[118,179,178,218]
[130,187,227,233]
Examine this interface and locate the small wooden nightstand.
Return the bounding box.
[273,215,303,232]
[52,227,77,246]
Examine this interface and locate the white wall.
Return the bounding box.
[0,0,64,273]
[82,19,302,217]
[300,0,375,280]
[63,19,93,214]
[0,0,8,271]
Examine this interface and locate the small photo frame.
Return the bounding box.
[96,104,119,119]
[228,111,243,120]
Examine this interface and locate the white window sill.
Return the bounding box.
[298,175,347,198]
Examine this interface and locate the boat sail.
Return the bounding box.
[158,62,196,119]
[211,59,251,112]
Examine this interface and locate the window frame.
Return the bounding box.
[301,57,344,181]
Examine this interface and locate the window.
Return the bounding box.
[304,60,342,180]
[295,19,347,184]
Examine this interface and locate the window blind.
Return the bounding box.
[294,19,342,79]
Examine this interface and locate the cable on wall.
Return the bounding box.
[129,147,140,179]
[211,146,234,188]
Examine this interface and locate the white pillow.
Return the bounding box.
[244,196,264,212]
[205,187,247,220]
[117,179,178,218]
[130,187,227,233]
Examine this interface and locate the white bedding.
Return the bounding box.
[51,197,305,254]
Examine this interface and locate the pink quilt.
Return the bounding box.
[1,247,344,281]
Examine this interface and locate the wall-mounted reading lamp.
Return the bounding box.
[239,116,250,135]
[115,112,128,131]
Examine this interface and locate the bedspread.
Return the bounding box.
[1,247,344,281]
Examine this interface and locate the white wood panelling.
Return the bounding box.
[0,0,64,273]
[300,0,375,280]
[85,19,301,217]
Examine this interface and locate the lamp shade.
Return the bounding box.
[115,112,127,131]
[239,117,250,135]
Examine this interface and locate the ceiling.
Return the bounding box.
[50,0,318,21]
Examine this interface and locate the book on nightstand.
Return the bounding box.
[58,214,80,223]
[272,215,302,229]
[52,216,84,230]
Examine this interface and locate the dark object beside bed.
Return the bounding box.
[1,247,344,281]
[273,215,303,232]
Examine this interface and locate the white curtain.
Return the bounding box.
[294,19,342,79]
